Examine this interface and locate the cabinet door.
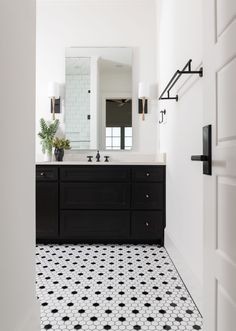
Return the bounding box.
[61,182,130,209]
[131,211,164,239]
[132,183,164,210]
[36,182,58,239]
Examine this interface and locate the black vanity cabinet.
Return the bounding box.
[36,165,166,244]
[36,166,59,239]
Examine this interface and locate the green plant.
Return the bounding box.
[38,118,59,155]
[53,137,71,150]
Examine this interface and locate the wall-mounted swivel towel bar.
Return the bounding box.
[159,59,203,102]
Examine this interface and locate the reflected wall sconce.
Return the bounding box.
[138,82,150,121]
[48,81,60,120]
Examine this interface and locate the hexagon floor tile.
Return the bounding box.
[36,244,203,330]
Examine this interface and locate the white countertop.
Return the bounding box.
[36,161,165,166]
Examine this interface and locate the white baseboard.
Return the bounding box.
[165,232,203,313]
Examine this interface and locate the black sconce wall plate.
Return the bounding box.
[51,98,61,114]
[138,99,148,114]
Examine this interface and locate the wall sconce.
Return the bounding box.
[48,82,60,120]
[138,82,150,121]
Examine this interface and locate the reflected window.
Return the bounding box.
[124,127,132,150]
[106,127,132,150]
[105,98,132,150]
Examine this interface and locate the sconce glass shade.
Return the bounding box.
[48,81,60,98]
[138,82,150,99]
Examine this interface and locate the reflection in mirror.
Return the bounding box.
[105,99,132,150]
[65,57,91,149]
[65,47,132,150]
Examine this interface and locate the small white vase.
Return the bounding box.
[44,152,52,162]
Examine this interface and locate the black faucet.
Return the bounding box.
[96,150,100,162]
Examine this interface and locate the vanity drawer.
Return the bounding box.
[36,166,58,181]
[132,183,164,209]
[132,166,165,182]
[60,210,130,239]
[60,166,130,182]
[131,211,164,239]
[61,182,130,209]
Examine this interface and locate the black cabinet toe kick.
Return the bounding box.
[36,165,166,245]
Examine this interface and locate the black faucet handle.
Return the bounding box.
[87,156,93,162]
[104,156,110,162]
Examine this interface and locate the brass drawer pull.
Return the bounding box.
[146,172,150,177]
[145,194,150,199]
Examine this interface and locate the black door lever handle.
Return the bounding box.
[191,155,208,161]
[190,125,212,175]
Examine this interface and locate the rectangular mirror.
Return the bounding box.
[65,47,133,150]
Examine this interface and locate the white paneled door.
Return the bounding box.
[203,0,236,330]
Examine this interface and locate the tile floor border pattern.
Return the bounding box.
[36,244,203,330]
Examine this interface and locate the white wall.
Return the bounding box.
[157,0,203,308]
[0,0,40,330]
[36,0,159,160]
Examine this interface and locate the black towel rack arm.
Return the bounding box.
[159,59,203,102]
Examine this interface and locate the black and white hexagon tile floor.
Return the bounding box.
[36,244,203,331]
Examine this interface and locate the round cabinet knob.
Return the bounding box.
[40,172,45,176]
[145,221,149,227]
[146,172,150,177]
[145,194,150,199]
